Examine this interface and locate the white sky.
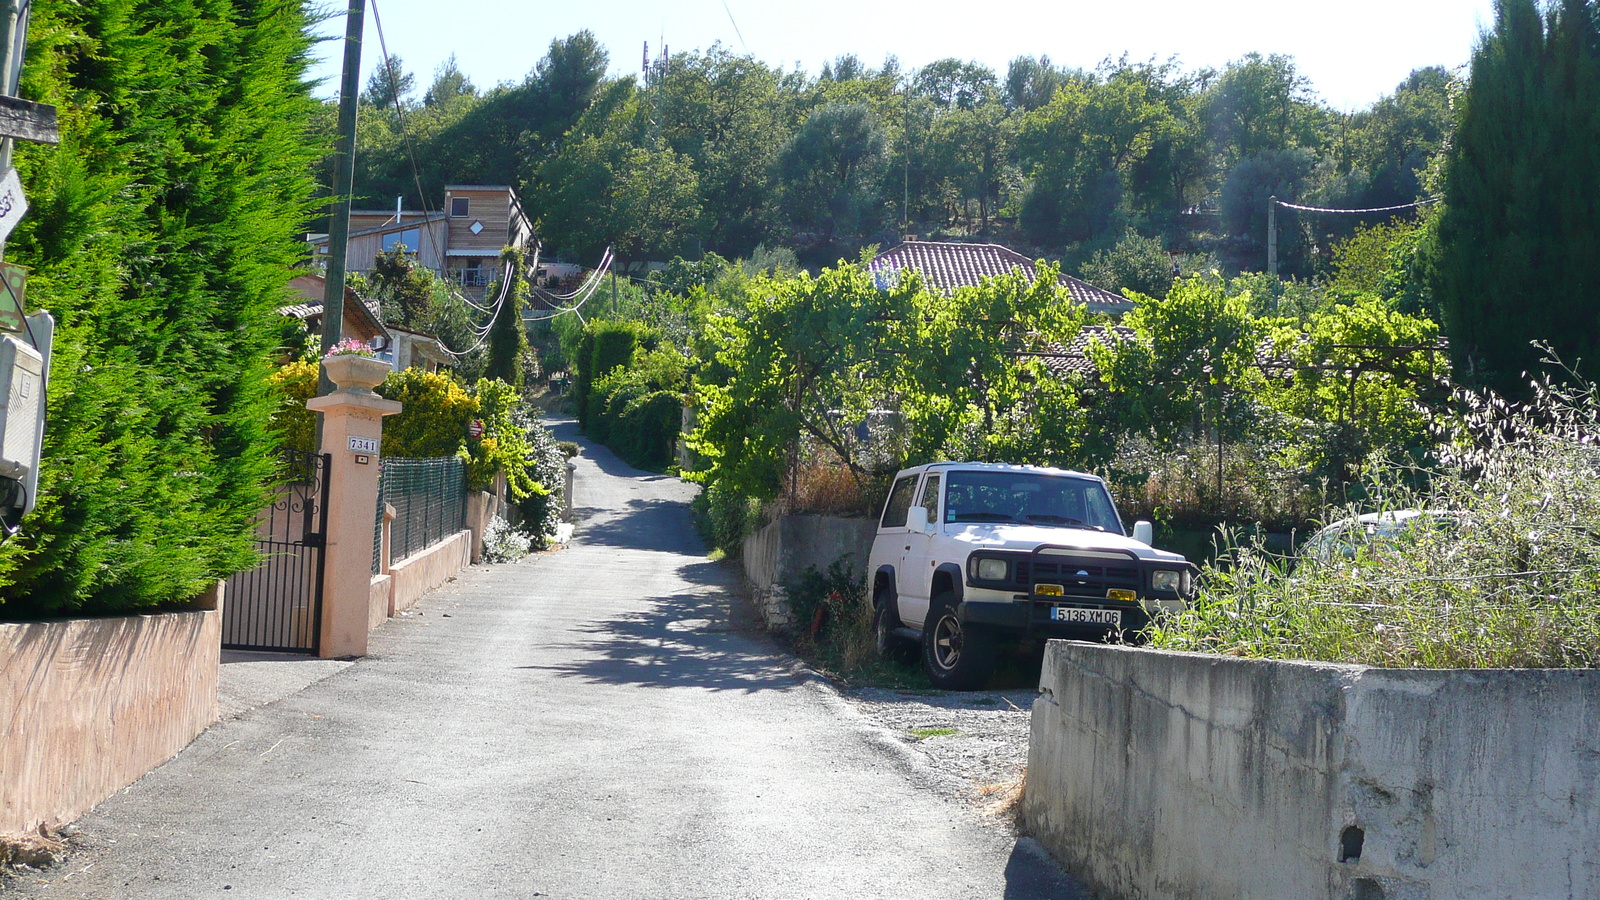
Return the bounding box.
[311,0,1496,112]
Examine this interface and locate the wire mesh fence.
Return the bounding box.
[375,456,467,571]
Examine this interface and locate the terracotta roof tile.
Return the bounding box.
[869,240,1133,312]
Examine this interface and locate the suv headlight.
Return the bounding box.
[1151,569,1182,593]
[974,558,1009,581]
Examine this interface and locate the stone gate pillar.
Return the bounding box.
[307,355,401,658]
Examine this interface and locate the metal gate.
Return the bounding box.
[222,449,331,653]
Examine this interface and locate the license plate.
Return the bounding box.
[1051,606,1121,627]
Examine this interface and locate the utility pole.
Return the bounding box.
[318,0,366,397]
[1267,195,1278,278]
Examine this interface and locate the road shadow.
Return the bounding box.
[549,418,679,483]
[1003,837,1096,899]
[574,497,708,554]
[527,563,794,693]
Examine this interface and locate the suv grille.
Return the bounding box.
[1015,557,1140,596]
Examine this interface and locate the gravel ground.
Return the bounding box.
[841,686,1037,812]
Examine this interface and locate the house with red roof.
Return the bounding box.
[867,240,1135,316]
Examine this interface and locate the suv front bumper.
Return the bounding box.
[958,594,1154,640]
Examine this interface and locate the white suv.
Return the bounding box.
[866,462,1196,689]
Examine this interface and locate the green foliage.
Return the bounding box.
[690,264,919,500]
[484,247,532,385]
[586,347,687,470]
[0,0,322,617]
[509,405,568,547]
[1088,275,1264,449]
[1079,229,1176,299]
[1149,375,1600,668]
[364,246,439,330]
[376,369,476,458]
[270,361,321,456]
[1430,0,1600,395]
[1260,296,1445,481]
[689,479,762,555]
[573,319,656,430]
[466,378,544,500]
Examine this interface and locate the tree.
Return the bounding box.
[1430,0,1600,393]
[1087,276,1264,449]
[1004,55,1075,111]
[899,264,1089,465]
[424,54,477,108]
[1206,53,1326,166]
[1080,230,1176,299]
[778,102,887,240]
[689,265,918,499]
[912,58,999,110]
[365,246,437,329]
[363,54,415,109]
[484,248,532,385]
[5,0,322,614]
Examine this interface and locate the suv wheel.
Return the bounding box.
[921,591,996,690]
[874,592,913,663]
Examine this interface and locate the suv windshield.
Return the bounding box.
[943,470,1123,533]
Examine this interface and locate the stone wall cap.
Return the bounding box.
[306,391,403,415]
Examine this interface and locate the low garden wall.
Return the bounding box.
[0,597,222,835]
[741,514,876,632]
[387,529,472,616]
[1025,641,1600,900]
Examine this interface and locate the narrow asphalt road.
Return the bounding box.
[5,420,1087,899]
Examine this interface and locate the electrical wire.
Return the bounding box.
[523,248,614,323]
[368,0,448,271]
[1275,197,1440,214]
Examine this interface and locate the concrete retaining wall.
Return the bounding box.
[0,601,222,834]
[387,529,471,615]
[1025,642,1600,900]
[741,514,876,632]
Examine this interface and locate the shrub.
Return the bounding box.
[512,411,569,548]
[377,369,476,458]
[270,361,320,456]
[481,516,532,563]
[690,480,761,556]
[1148,373,1600,668]
[0,0,322,617]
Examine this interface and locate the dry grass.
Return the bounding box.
[787,456,885,517]
[975,768,1028,830]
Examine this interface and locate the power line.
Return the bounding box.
[1275,197,1440,215]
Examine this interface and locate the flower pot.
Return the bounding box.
[322,353,391,393]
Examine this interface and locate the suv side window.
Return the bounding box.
[880,474,919,528]
[917,474,941,523]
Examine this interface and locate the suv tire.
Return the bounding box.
[921,591,996,690]
[874,593,914,663]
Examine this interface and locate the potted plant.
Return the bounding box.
[321,338,390,393]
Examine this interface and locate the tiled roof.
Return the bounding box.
[869,240,1132,312]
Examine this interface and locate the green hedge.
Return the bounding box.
[0,0,321,617]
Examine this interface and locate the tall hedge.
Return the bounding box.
[0,0,322,616]
[1431,0,1600,394]
[573,320,653,430]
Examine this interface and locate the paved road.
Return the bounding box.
[5,420,1087,899]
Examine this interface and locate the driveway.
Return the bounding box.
[4,419,1088,899]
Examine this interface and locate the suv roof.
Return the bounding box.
[898,461,1104,481]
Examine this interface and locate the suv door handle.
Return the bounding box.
[904,545,911,551]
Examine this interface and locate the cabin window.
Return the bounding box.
[450,197,469,217]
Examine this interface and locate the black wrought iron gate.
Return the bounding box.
[222,449,331,653]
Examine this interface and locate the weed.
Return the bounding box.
[1149,368,1600,669]
[907,726,961,739]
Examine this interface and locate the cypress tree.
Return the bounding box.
[1431,0,1600,394]
[483,246,531,385]
[0,0,322,615]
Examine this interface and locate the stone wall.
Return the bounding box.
[1025,642,1600,900]
[0,604,221,834]
[741,514,877,632]
[387,529,472,615]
